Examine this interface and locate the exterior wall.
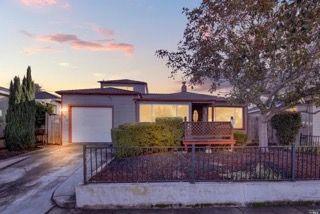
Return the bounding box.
[0,95,9,149]
[61,94,138,144]
[100,83,147,94]
[296,104,312,136]
[0,95,9,136]
[311,105,320,136]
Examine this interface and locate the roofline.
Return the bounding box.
[98,80,147,85]
[0,92,9,97]
[36,91,61,99]
[135,98,228,103]
[136,99,245,106]
[56,91,140,96]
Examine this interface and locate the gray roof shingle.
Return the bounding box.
[36,91,60,100]
[56,87,140,96]
[138,92,227,102]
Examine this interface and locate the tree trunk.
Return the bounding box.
[259,114,269,147]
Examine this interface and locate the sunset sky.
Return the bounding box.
[0,0,207,94]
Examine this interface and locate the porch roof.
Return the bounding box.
[0,86,9,96]
[136,91,228,103]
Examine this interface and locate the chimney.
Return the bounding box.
[181,81,187,92]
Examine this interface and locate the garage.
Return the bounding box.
[71,106,113,143]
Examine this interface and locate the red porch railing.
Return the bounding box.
[184,122,233,139]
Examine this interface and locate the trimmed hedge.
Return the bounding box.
[155,117,184,146]
[271,112,301,145]
[112,117,184,158]
[233,131,247,145]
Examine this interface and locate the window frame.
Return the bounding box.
[138,103,190,122]
[211,106,245,130]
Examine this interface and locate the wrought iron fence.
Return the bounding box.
[300,134,320,147]
[83,144,320,184]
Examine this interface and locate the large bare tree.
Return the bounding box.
[157,0,320,146]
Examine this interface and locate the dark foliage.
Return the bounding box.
[271,112,302,145]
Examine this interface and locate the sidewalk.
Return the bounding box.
[52,165,83,208]
[48,205,320,214]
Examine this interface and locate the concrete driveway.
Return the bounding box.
[0,145,83,214]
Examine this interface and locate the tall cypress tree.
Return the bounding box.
[5,66,36,150]
[21,66,36,148]
[5,77,23,150]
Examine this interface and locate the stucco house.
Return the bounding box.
[0,87,9,148]
[57,79,247,145]
[35,91,61,115]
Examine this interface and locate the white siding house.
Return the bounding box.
[248,103,320,145]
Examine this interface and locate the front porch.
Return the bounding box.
[190,103,245,130]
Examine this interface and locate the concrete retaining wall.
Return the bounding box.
[76,181,320,209]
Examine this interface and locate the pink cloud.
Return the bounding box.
[93,26,114,38]
[38,33,134,55]
[20,0,70,9]
[38,33,78,42]
[20,0,57,7]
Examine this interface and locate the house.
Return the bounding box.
[56,79,247,144]
[248,103,320,144]
[35,91,61,115]
[0,87,9,148]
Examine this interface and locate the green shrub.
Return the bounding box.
[35,102,54,129]
[155,117,184,145]
[233,131,247,145]
[5,67,36,151]
[112,117,184,158]
[271,112,301,145]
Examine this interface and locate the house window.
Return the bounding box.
[139,104,189,122]
[213,107,244,129]
[208,107,213,122]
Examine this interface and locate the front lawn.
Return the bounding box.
[89,147,320,183]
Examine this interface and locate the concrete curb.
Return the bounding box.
[51,165,83,209]
[76,181,320,209]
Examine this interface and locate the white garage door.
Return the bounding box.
[71,107,113,143]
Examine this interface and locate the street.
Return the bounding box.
[0,145,83,214]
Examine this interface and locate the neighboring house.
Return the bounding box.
[248,103,320,144]
[0,87,9,148]
[57,79,247,145]
[35,91,61,115]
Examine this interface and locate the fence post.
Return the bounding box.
[291,144,296,181]
[191,144,196,184]
[83,145,87,184]
[299,133,302,146]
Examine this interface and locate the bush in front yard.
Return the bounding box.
[271,112,301,145]
[155,117,184,146]
[112,117,184,157]
[233,131,247,146]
